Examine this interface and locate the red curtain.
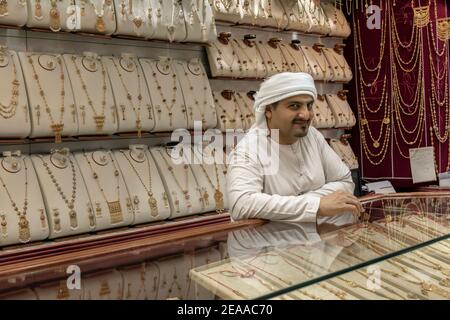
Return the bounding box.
[346,0,450,188]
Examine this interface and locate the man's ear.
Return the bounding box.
[265,106,272,120]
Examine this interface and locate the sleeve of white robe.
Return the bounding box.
[303,129,355,198]
[227,143,320,223]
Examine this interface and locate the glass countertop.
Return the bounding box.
[0,194,449,300]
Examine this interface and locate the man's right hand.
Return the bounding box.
[317,191,364,220]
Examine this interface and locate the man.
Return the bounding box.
[227,72,364,224]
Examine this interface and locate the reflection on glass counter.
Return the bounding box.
[0,194,450,300]
[273,238,450,300]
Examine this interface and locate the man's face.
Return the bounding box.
[265,94,314,143]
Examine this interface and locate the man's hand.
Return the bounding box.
[317,191,364,220]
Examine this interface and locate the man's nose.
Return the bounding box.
[297,107,310,120]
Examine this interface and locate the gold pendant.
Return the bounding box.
[34,0,43,20]
[203,190,210,206]
[373,141,380,148]
[18,215,31,243]
[50,7,62,32]
[133,17,143,29]
[88,206,96,228]
[69,209,78,230]
[95,16,106,33]
[53,209,61,233]
[437,18,450,42]
[99,280,111,297]
[94,115,105,132]
[172,192,180,213]
[413,6,430,28]
[163,192,169,209]
[214,188,225,212]
[136,119,142,138]
[39,209,47,229]
[148,195,158,217]
[57,281,70,299]
[108,201,124,224]
[95,202,102,217]
[126,197,133,214]
[51,123,64,144]
[0,0,8,17]
[1,215,7,238]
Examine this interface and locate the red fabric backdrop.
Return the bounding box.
[346,0,450,188]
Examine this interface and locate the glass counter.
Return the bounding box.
[0,193,450,300]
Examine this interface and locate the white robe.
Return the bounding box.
[227,126,355,223]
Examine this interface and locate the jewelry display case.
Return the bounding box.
[1,192,450,300]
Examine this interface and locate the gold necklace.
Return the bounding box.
[146,59,179,127]
[71,56,107,132]
[0,49,20,120]
[230,39,258,76]
[83,151,124,224]
[111,57,143,137]
[214,91,244,129]
[234,92,255,128]
[28,54,65,144]
[49,0,61,32]
[182,62,210,125]
[210,41,238,75]
[0,158,31,243]
[120,150,159,217]
[279,43,306,73]
[256,41,285,73]
[195,149,225,212]
[38,154,78,230]
[159,149,192,209]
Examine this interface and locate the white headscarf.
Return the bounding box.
[251,72,318,130]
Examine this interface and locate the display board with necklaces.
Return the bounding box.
[206,32,243,78]
[74,149,134,230]
[211,0,241,24]
[26,0,75,32]
[279,40,308,74]
[19,52,78,143]
[0,0,28,27]
[174,58,217,129]
[118,262,160,300]
[64,52,117,136]
[76,0,116,35]
[113,0,154,38]
[326,92,356,128]
[329,138,359,170]
[190,144,228,213]
[257,0,289,30]
[213,90,247,132]
[150,146,205,218]
[0,152,49,246]
[255,38,289,77]
[181,0,216,43]
[322,45,353,83]
[312,94,336,129]
[234,91,256,131]
[113,145,171,224]
[103,53,155,136]
[31,149,94,238]
[0,46,30,138]
[302,0,330,35]
[146,0,187,42]
[231,35,267,79]
[321,1,351,38]
[301,44,334,82]
[139,56,187,131]
[282,0,311,33]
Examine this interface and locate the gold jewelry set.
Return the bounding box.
[213,91,247,131]
[120,149,162,218]
[329,138,359,169]
[82,151,125,224]
[207,37,352,81]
